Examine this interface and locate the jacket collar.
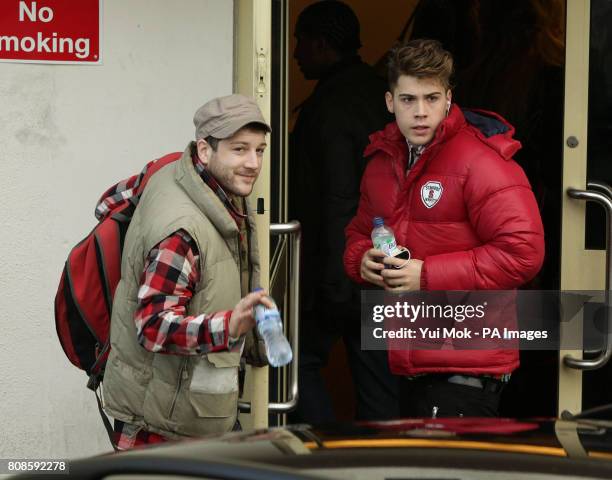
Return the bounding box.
[295,56,366,113]
[364,104,467,159]
[316,55,362,89]
[363,104,521,168]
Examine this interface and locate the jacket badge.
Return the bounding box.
[421,181,443,208]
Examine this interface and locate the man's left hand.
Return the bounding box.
[381,259,424,291]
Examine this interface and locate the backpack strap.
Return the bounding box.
[88,374,118,452]
[95,388,118,452]
[137,152,182,195]
[86,151,181,451]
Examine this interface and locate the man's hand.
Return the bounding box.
[381,258,424,291]
[229,290,275,338]
[360,248,386,288]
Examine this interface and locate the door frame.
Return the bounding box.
[236,0,604,421]
[558,0,608,415]
[234,0,272,429]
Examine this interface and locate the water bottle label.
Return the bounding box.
[254,304,292,367]
[374,236,399,256]
[254,305,279,325]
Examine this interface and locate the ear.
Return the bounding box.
[196,139,211,166]
[385,91,394,114]
[445,90,453,115]
[313,35,328,53]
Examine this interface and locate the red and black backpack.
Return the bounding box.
[54,152,180,447]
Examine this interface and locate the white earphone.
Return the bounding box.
[446,100,451,116]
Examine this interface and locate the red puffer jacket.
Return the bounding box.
[343,105,545,375]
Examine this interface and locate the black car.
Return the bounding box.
[10,416,612,479]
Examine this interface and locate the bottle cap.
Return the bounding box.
[372,216,384,227]
[252,288,276,309]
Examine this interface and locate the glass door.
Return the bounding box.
[559,0,612,416]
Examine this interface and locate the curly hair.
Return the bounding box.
[295,0,361,54]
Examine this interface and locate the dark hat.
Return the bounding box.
[193,94,271,140]
[296,0,361,53]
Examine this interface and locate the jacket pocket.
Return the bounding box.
[168,357,189,419]
[103,354,149,423]
[189,390,239,418]
[169,353,240,435]
[190,352,240,394]
[205,351,242,370]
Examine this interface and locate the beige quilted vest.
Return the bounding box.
[103,144,260,439]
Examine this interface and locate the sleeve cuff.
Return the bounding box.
[223,310,233,348]
[344,239,372,284]
[229,335,246,353]
[224,310,246,352]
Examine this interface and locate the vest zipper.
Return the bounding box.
[168,357,189,419]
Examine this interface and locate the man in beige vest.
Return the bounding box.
[101,94,272,449]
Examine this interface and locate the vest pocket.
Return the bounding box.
[190,353,239,393]
[103,354,149,423]
[166,389,238,437]
[167,357,189,419]
[167,354,240,435]
[188,390,239,418]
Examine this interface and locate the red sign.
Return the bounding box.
[0,0,101,64]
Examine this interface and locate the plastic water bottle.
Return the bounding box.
[253,293,293,367]
[371,216,401,256]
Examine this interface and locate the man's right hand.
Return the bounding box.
[360,248,386,288]
[229,290,275,338]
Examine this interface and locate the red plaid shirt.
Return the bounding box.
[99,149,247,449]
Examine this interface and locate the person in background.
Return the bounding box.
[448,0,565,417]
[289,0,399,422]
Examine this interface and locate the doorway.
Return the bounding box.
[262,0,612,422]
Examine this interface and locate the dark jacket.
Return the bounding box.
[290,57,392,310]
[344,105,545,375]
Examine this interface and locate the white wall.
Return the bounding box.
[0,0,233,459]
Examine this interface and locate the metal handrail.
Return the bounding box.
[588,181,612,200]
[270,235,288,288]
[269,221,300,412]
[564,186,612,370]
[239,221,301,413]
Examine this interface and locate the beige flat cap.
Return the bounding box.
[194,94,271,140]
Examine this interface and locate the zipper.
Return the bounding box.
[402,143,443,253]
[168,357,189,419]
[391,154,402,190]
[90,340,110,375]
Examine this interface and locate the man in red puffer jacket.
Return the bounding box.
[343,39,544,417]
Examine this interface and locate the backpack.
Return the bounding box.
[54,152,181,448]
